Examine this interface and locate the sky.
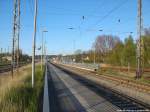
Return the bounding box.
[0,0,150,55]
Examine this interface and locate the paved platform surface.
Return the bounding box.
[47,63,119,112]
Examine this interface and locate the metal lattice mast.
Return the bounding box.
[17,0,20,72]
[11,0,20,76]
[12,0,17,77]
[136,0,144,78]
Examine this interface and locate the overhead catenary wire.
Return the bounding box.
[88,0,129,29]
[45,12,103,18]
[66,0,131,39]
[79,0,106,26]
[38,1,111,19]
[29,0,132,37]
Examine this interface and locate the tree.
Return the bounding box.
[122,35,136,66]
[93,34,121,62]
[74,49,82,62]
[143,28,150,67]
[74,49,82,55]
[108,41,124,65]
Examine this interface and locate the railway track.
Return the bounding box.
[98,75,150,93]
[0,63,29,73]
[101,66,150,72]
[51,63,150,111]
[57,63,150,94]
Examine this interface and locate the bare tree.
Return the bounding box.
[93,35,120,54]
[93,35,120,62]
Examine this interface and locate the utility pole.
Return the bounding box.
[32,0,37,88]
[44,42,46,64]
[4,48,6,57]
[41,30,48,71]
[73,39,76,63]
[8,46,9,55]
[17,0,20,72]
[12,0,19,77]
[94,47,96,64]
[93,29,103,64]
[136,0,144,78]
[41,31,43,71]
[0,48,2,63]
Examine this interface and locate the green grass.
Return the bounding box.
[99,68,150,85]
[138,73,150,84]
[0,65,44,112]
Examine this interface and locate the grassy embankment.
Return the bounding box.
[0,64,44,112]
[99,68,150,84]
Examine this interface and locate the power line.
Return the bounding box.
[43,11,104,18]
[90,0,106,14]
[80,0,106,25]
[88,0,129,28]
[28,0,34,17]
[39,1,109,18]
